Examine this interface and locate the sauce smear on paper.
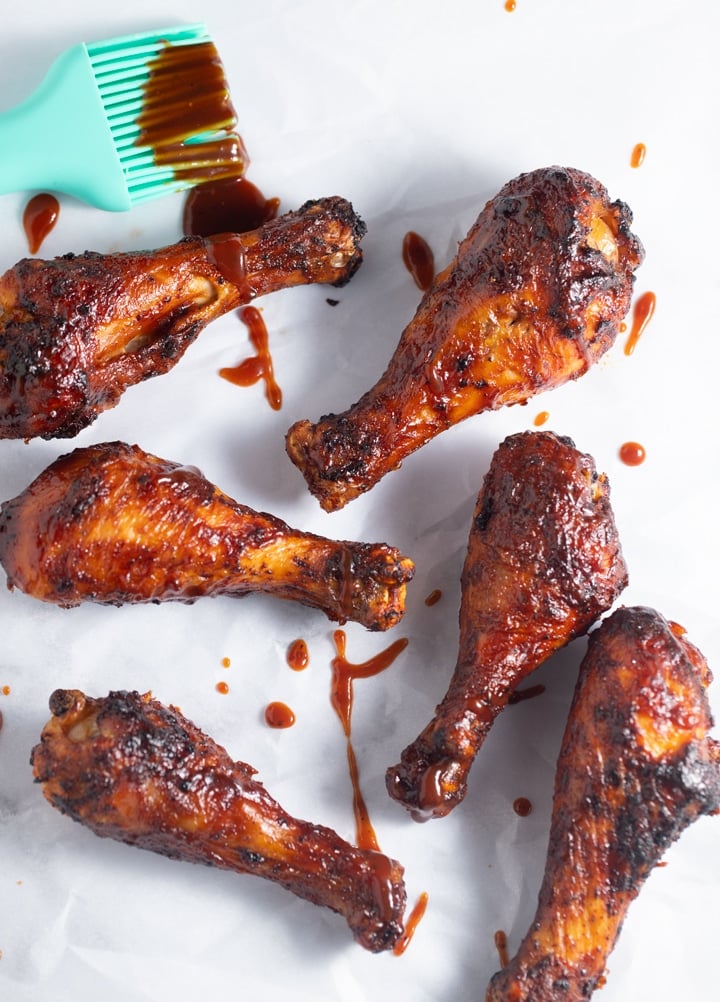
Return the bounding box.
[23,193,60,253]
[393,891,430,956]
[402,231,435,291]
[219,305,282,410]
[183,176,279,237]
[330,629,408,850]
[624,291,656,356]
[630,143,647,168]
[533,410,550,427]
[619,441,646,466]
[287,638,310,671]
[424,588,443,607]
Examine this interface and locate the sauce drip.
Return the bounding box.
[619,441,646,466]
[624,291,656,356]
[630,142,647,168]
[137,40,248,185]
[331,629,409,850]
[205,233,251,297]
[533,410,550,427]
[495,929,510,967]
[183,176,280,237]
[265,701,296,728]
[513,796,533,817]
[23,193,60,254]
[392,892,430,956]
[402,231,435,292]
[424,588,443,607]
[508,683,545,705]
[287,638,310,671]
[219,306,282,410]
[216,681,230,695]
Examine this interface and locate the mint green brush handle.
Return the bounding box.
[0,44,135,210]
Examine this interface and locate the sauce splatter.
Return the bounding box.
[495,929,510,967]
[624,291,656,356]
[331,629,408,851]
[216,681,230,695]
[265,701,296,728]
[533,410,550,427]
[221,656,231,669]
[513,796,533,817]
[402,231,435,292]
[219,305,282,410]
[183,176,279,237]
[630,143,647,168]
[23,193,60,254]
[504,0,517,10]
[1,685,11,696]
[424,588,443,607]
[393,891,430,956]
[619,441,646,466]
[287,638,310,671]
[508,683,545,705]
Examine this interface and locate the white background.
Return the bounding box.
[1,2,719,1000]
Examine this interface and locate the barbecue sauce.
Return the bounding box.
[287,638,310,671]
[265,701,296,728]
[424,589,442,607]
[513,796,533,817]
[619,441,646,466]
[183,176,280,237]
[219,306,282,410]
[624,291,656,356]
[508,683,545,704]
[402,231,435,291]
[630,143,647,168]
[23,193,60,254]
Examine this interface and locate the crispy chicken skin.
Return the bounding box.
[0,196,366,440]
[286,167,644,512]
[386,431,627,820]
[0,441,413,630]
[31,688,407,953]
[486,606,720,1001]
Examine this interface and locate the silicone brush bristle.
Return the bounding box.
[86,23,247,205]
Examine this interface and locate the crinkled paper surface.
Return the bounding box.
[1,1,719,1000]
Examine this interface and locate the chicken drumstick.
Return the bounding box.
[386,431,627,820]
[0,196,366,440]
[0,441,413,630]
[486,606,720,1001]
[286,167,644,511]
[31,688,407,953]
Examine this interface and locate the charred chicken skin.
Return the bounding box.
[286,167,644,512]
[0,441,413,630]
[0,196,366,440]
[486,606,720,1001]
[31,688,407,953]
[386,431,627,820]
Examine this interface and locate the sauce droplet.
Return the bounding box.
[508,683,545,705]
[23,193,60,254]
[513,796,533,817]
[393,891,430,956]
[219,305,282,410]
[1,685,11,696]
[402,231,435,292]
[533,410,550,427]
[221,656,231,669]
[287,638,310,671]
[504,0,517,10]
[331,630,409,850]
[495,929,510,967]
[619,441,646,466]
[424,588,442,607]
[265,701,296,729]
[624,291,656,356]
[669,621,687,638]
[630,142,647,168]
[216,681,230,695]
[183,176,280,237]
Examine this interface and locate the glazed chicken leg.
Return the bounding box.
[31,688,407,953]
[486,606,720,1001]
[0,441,413,630]
[0,196,366,440]
[386,431,627,820]
[286,166,644,511]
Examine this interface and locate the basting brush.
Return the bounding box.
[0,23,248,210]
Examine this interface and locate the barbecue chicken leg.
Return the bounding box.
[486,606,720,1001]
[31,688,407,953]
[0,441,413,629]
[0,196,366,440]
[286,167,644,511]
[386,431,627,820]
